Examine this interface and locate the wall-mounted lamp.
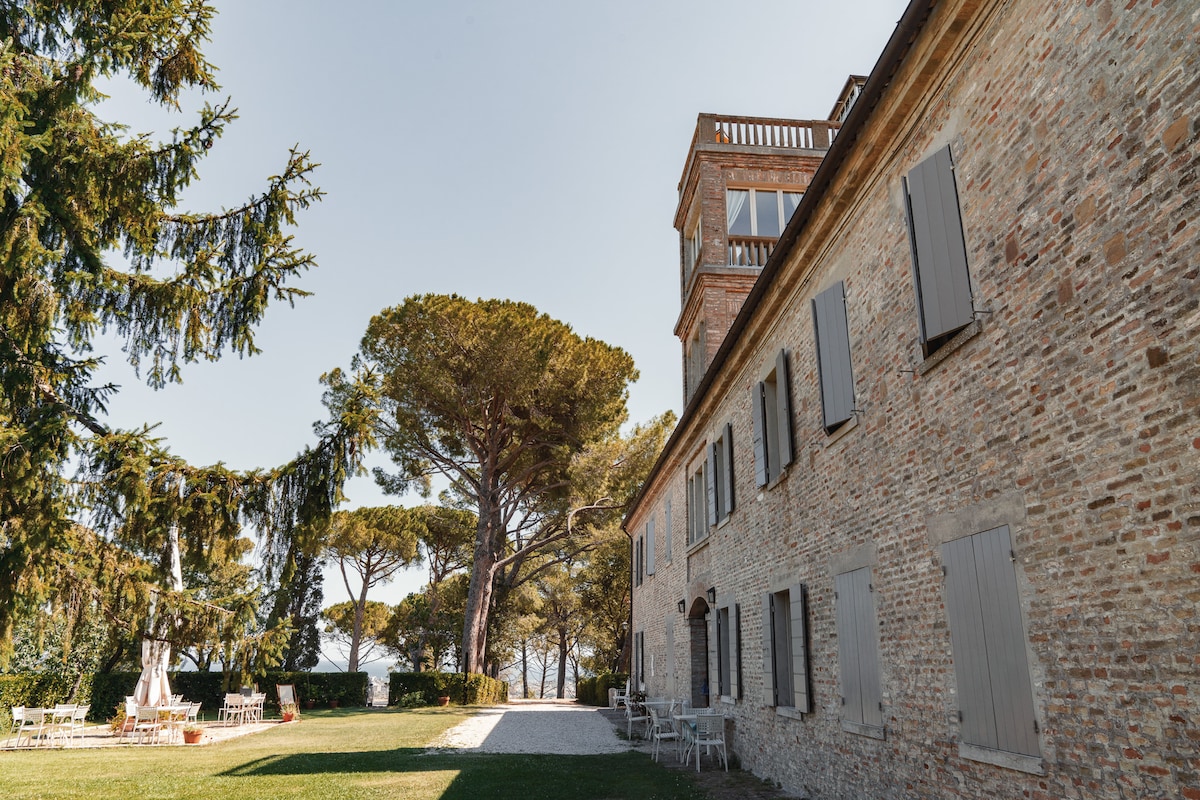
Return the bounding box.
[705,587,717,604]
[677,599,686,613]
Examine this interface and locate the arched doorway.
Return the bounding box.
[685,598,711,708]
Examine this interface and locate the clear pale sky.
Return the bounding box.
[92,0,908,670]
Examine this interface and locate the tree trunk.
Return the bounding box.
[521,640,530,699]
[462,493,503,673]
[348,576,370,673]
[556,627,568,699]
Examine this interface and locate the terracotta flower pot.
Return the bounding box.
[328,700,339,709]
[183,730,203,745]
[304,700,314,709]
[437,696,451,707]
[282,712,295,723]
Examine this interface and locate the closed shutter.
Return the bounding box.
[665,619,675,698]
[789,583,811,713]
[812,281,855,432]
[905,145,973,344]
[646,518,655,576]
[774,349,794,468]
[705,445,718,527]
[722,423,735,515]
[836,567,883,728]
[751,382,769,486]
[943,526,1039,757]
[715,606,725,695]
[762,594,776,705]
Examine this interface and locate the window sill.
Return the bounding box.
[824,414,859,447]
[774,706,804,721]
[958,743,1044,775]
[686,536,711,557]
[841,719,886,740]
[915,318,983,377]
[719,696,736,706]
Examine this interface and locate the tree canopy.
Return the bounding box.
[0,1,373,670]
[329,294,638,673]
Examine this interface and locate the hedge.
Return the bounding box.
[388,672,508,706]
[576,672,629,706]
[0,671,369,726]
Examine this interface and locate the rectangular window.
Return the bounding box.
[687,460,709,545]
[664,500,672,564]
[715,601,740,700]
[685,320,707,401]
[942,526,1040,758]
[633,536,643,587]
[904,145,974,356]
[686,220,702,274]
[751,349,794,486]
[763,584,811,712]
[707,423,735,524]
[812,281,856,433]
[727,189,804,266]
[645,518,655,576]
[835,567,884,735]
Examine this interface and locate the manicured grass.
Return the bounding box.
[0,708,706,800]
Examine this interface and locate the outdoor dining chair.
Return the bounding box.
[687,712,728,772]
[132,705,162,745]
[647,706,681,762]
[13,706,47,747]
[625,698,650,740]
[613,680,630,708]
[218,693,246,726]
[68,704,90,746]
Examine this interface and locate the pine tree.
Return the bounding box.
[0,2,374,665]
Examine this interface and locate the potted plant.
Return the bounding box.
[328,698,339,709]
[182,724,204,744]
[281,702,297,723]
[437,695,451,707]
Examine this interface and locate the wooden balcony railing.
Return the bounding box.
[728,236,776,268]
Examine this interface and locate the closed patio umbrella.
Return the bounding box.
[132,527,184,706]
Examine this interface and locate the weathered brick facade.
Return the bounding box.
[627,1,1199,798]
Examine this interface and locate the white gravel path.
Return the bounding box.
[427,699,630,755]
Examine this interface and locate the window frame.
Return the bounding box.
[726,188,804,238]
[763,583,811,713]
[707,422,735,525]
[686,458,710,546]
[715,599,741,702]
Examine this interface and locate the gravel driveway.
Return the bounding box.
[427,699,630,755]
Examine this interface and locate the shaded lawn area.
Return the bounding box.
[0,708,705,800]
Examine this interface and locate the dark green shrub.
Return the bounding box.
[575,672,629,706]
[388,672,508,706]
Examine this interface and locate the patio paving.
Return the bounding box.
[1,718,289,750]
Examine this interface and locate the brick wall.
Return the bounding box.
[629,0,1199,797]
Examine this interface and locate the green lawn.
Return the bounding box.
[0,708,706,800]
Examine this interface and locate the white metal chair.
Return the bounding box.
[613,680,630,708]
[218,693,247,726]
[687,712,728,772]
[45,704,76,747]
[648,706,681,762]
[132,705,162,745]
[68,704,90,745]
[13,707,47,747]
[625,699,650,740]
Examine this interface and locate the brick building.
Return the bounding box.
[624,1,1198,798]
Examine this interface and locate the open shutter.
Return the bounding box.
[731,604,741,700]
[762,594,776,705]
[665,618,675,698]
[789,583,811,713]
[905,145,973,344]
[943,533,994,748]
[751,382,768,486]
[775,349,794,468]
[664,500,672,564]
[812,281,855,432]
[705,445,718,527]
[855,570,884,728]
[646,518,655,576]
[722,423,735,515]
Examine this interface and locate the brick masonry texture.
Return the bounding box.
[629,1,1199,798]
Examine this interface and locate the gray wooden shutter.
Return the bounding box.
[751,382,768,486]
[905,145,973,343]
[705,445,717,527]
[664,500,672,564]
[812,281,855,432]
[836,567,882,727]
[943,526,1039,757]
[731,603,741,700]
[665,618,675,698]
[722,423,735,515]
[762,594,776,705]
[775,349,794,468]
[789,583,811,713]
[835,571,862,724]
[646,518,655,576]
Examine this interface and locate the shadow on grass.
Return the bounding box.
[223,749,703,800]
